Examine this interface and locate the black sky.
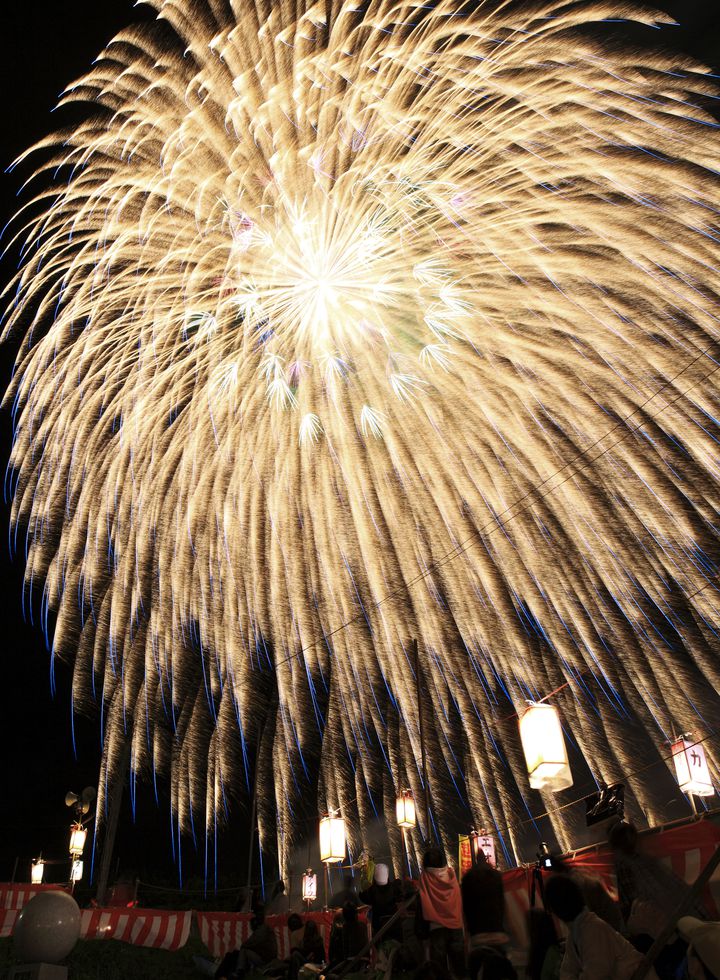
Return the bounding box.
[0,0,209,890]
[0,0,718,892]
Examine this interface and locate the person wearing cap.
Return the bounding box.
[359,861,403,942]
[678,917,720,980]
[543,874,659,980]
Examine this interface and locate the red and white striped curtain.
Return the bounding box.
[80,908,192,950]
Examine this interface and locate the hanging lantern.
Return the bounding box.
[319,814,346,863]
[69,824,87,857]
[519,703,573,792]
[395,789,416,829]
[302,868,318,905]
[671,738,714,797]
[70,859,84,883]
[470,830,496,868]
[31,858,45,885]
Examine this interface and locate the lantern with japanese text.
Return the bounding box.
[302,869,317,906]
[671,738,714,797]
[470,830,496,867]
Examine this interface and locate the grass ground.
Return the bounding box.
[0,933,210,979]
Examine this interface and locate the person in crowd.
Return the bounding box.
[330,872,360,909]
[609,820,707,978]
[359,861,403,942]
[526,907,562,980]
[548,855,623,934]
[416,848,464,977]
[461,853,516,980]
[609,821,708,930]
[266,879,289,915]
[215,907,278,980]
[288,917,326,980]
[288,911,305,951]
[677,917,720,980]
[328,901,370,972]
[543,874,659,980]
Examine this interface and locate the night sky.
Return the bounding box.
[0,0,236,893]
[0,0,718,893]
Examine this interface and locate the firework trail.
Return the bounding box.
[4,0,720,872]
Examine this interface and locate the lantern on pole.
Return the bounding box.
[69,824,87,857]
[31,858,45,885]
[519,702,573,792]
[470,830,496,868]
[671,737,714,797]
[319,814,346,863]
[70,859,84,883]
[395,789,416,830]
[302,869,318,907]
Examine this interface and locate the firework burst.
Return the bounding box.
[4,0,720,872]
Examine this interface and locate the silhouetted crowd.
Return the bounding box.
[201,820,720,980]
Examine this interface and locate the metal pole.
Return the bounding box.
[413,638,431,842]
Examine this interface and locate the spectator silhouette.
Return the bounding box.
[416,848,464,977]
[359,862,402,942]
[330,873,360,909]
[215,907,278,980]
[288,917,325,980]
[548,854,623,933]
[544,874,659,980]
[461,853,516,980]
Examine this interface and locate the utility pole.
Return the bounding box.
[244,695,277,910]
[95,742,131,906]
[244,758,259,911]
[413,638,431,842]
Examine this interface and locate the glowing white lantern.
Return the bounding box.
[671,738,714,797]
[395,789,416,829]
[470,830,496,868]
[70,859,84,882]
[69,825,87,857]
[31,859,45,885]
[319,815,346,863]
[519,703,573,792]
[302,869,318,904]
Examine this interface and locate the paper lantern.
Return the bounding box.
[319,815,346,863]
[302,869,317,904]
[395,789,416,829]
[70,859,83,883]
[31,859,45,885]
[470,830,496,867]
[519,703,573,791]
[69,825,87,857]
[671,738,714,797]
